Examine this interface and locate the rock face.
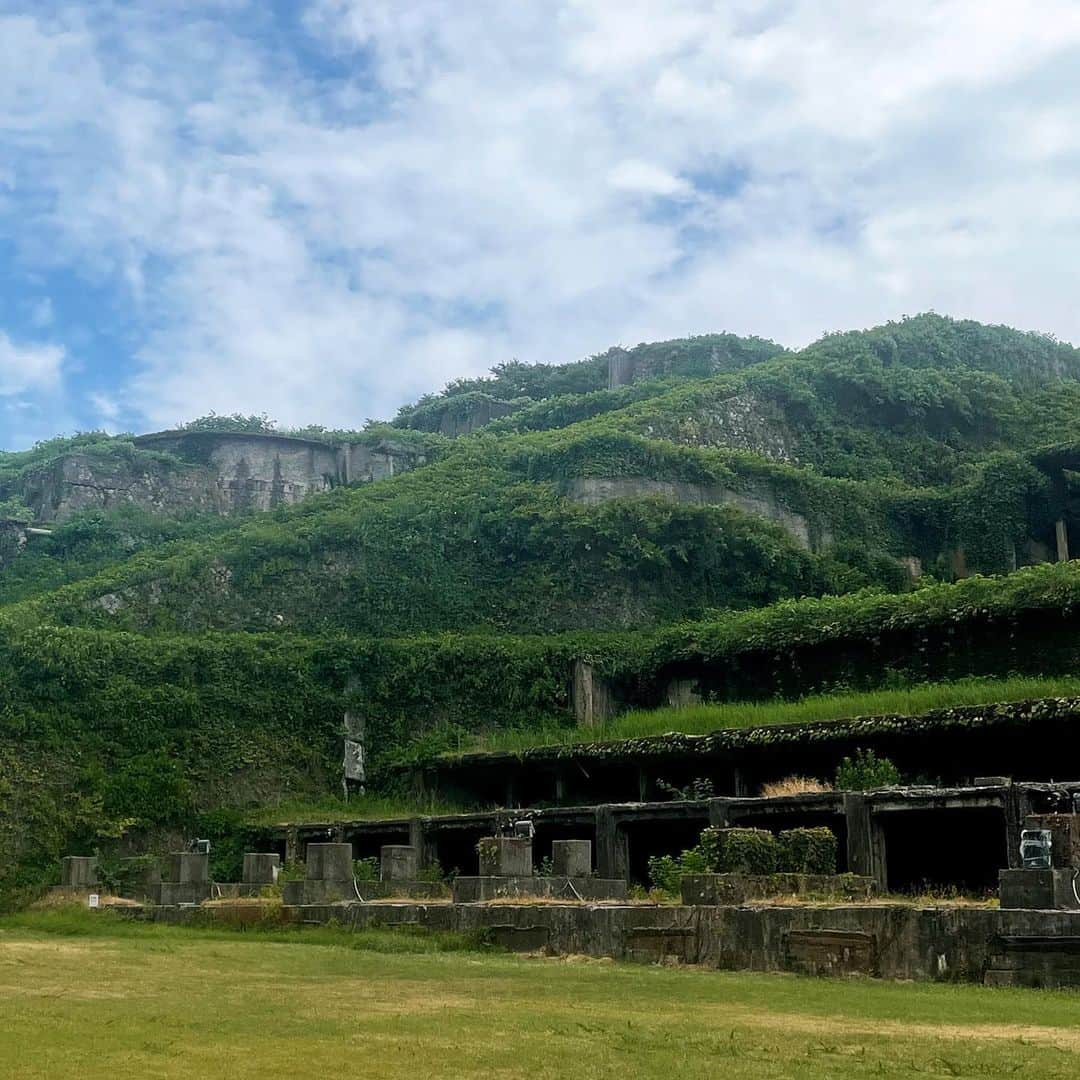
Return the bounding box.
[11,431,430,526]
[0,520,28,567]
[21,451,223,523]
[640,390,798,463]
[567,476,827,552]
[135,432,341,514]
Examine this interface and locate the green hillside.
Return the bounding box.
[4,312,1080,905]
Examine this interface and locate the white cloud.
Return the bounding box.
[0,333,64,398]
[2,1,1080,442]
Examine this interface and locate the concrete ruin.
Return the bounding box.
[453,837,627,902]
[7,431,430,526]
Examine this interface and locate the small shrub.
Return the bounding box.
[536,856,554,877]
[415,860,447,884]
[835,749,901,791]
[646,846,709,896]
[712,828,780,874]
[777,828,838,874]
[277,860,306,883]
[656,777,715,801]
[760,776,833,797]
[353,858,380,882]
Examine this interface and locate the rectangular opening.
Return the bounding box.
[879,807,1007,894]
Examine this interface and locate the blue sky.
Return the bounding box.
[2,0,1080,450]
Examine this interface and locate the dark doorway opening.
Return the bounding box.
[879,808,1007,894]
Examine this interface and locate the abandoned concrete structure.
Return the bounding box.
[9,430,429,525]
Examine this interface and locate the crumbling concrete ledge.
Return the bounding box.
[268,901,1080,985]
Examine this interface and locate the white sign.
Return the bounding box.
[87,893,100,909]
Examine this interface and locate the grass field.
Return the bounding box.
[455,674,1080,756]
[3,911,1080,1078]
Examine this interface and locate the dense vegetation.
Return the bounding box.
[5,312,1080,904]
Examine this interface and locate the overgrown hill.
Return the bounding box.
[5,315,1080,636]
[5,312,1080,903]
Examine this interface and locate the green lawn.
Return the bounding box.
[2,911,1080,1078]
[455,674,1080,756]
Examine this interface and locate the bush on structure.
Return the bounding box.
[711,828,780,874]
[647,847,709,895]
[353,858,380,882]
[835,748,901,791]
[777,827,838,874]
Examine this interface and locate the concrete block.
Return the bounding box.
[166,852,209,885]
[680,873,876,906]
[551,841,592,878]
[380,845,419,883]
[452,876,627,902]
[477,837,533,877]
[60,856,98,889]
[157,882,211,906]
[242,853,280,885]
[305,843,354,882]
[999,869,1080,910]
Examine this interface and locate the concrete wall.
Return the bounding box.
[137,432,339,514]
[20,451,223,523]
[267,899,1080,985]
[9,431,429,527]
[566,476,825,552]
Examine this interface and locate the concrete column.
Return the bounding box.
[843,794,887,889]
[607,348,636,389]
[552,841,592,877]
[595,807,629,882]
[554,773,567,805]
[167,853,209,885]
[707,799,733,829]
[1005,785,1029,870]
[478,837,532,876]
[571,660,615,728]
[409,818,438,870]
[60,856,98,889]
[637,767,648,803]
[242,853,281,885]
[306,843,354,882]
[381,845,419,883]
[285,827,300,864]
[1057,519,1070,562]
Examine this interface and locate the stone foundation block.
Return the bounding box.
[166,852,209,885]
[999,869,1080,910]
[551,841,592,878]
[60,856,98,889]
[477,837,533,877]
[381,845,419,883]
[681,873,876,906]
[242,853,281,885]
[305,843,354,882]
[452,875,627,903]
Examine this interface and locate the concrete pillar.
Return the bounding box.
[607,348,636,389]
[950,546,968,579]
[306,842,354,882]
[242,853,281,885]
[381,845,419,883]
[554,773,567,805]
[707,799,733,829]
[637,767,648,803]
[595,807,629,882]
[60,856,98,889]
[843,794,887,889]
[477,837,533,877]
[552,840,592,877]
[665,678,701,708]
[285,827,300,864]
[409,818,438,870]
[167,853,209,885]
[1057,519,1070,562]
[571,660,615,728]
